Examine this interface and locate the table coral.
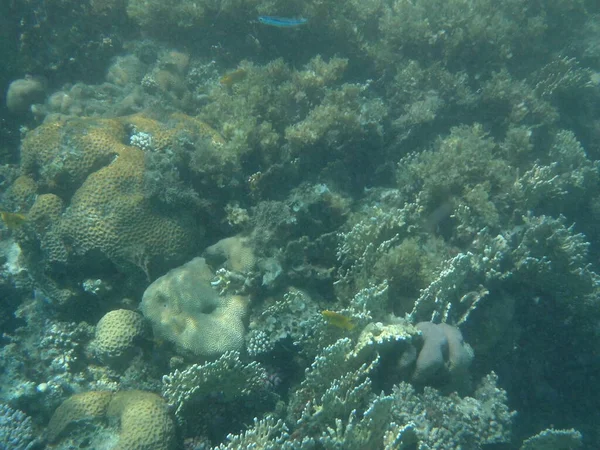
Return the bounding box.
[520,428,583,450]
[140,257,248,359]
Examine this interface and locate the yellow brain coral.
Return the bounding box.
[92,309,148,364]
[47,391,113,442]
[57,143,194,271]
[20,118,124,194]
[107,391,176,450]
[47,390,176,450]
[13,113,217,275]
[27,193,67,263]
[140,257,248,359]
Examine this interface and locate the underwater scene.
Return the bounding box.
[1,0,600,449]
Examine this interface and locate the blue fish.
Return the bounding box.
[258,16,308,27]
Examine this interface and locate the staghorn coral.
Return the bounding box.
[333,195,450,316]
[284,82,387,150]
[513,129,600,217]
[409,213,600,327]
[216,335,512,449]
[396,124,513,236]
[213,416,315,450]
[200,55,385,187]
[246,287,320,357]
[287,337,378,429]
[387,372,515,448]
[140,257,248,359]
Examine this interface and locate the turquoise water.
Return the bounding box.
[0,1,599,448]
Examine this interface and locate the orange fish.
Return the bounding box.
[220,68,247,87]
[321,310,355,331]
[0,211,27,229]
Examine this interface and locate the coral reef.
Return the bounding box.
[10,113,223,306]
[2,0,600,448]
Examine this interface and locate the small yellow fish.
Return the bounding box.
[220,68,247,87]
[321,310,355,331]
[0,211,27,229]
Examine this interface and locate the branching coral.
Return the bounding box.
[0,403,39,450]
[162,350,265,413]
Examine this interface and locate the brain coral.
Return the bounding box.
[20,118,125,195]
[140,257,248,359]
[14,114,210,278]
[1,175,37,212]
[56,142,195,272]
[47,391,113,442]
[47,390,176,450]
[107,391,176,450]
[92,309,148,364]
